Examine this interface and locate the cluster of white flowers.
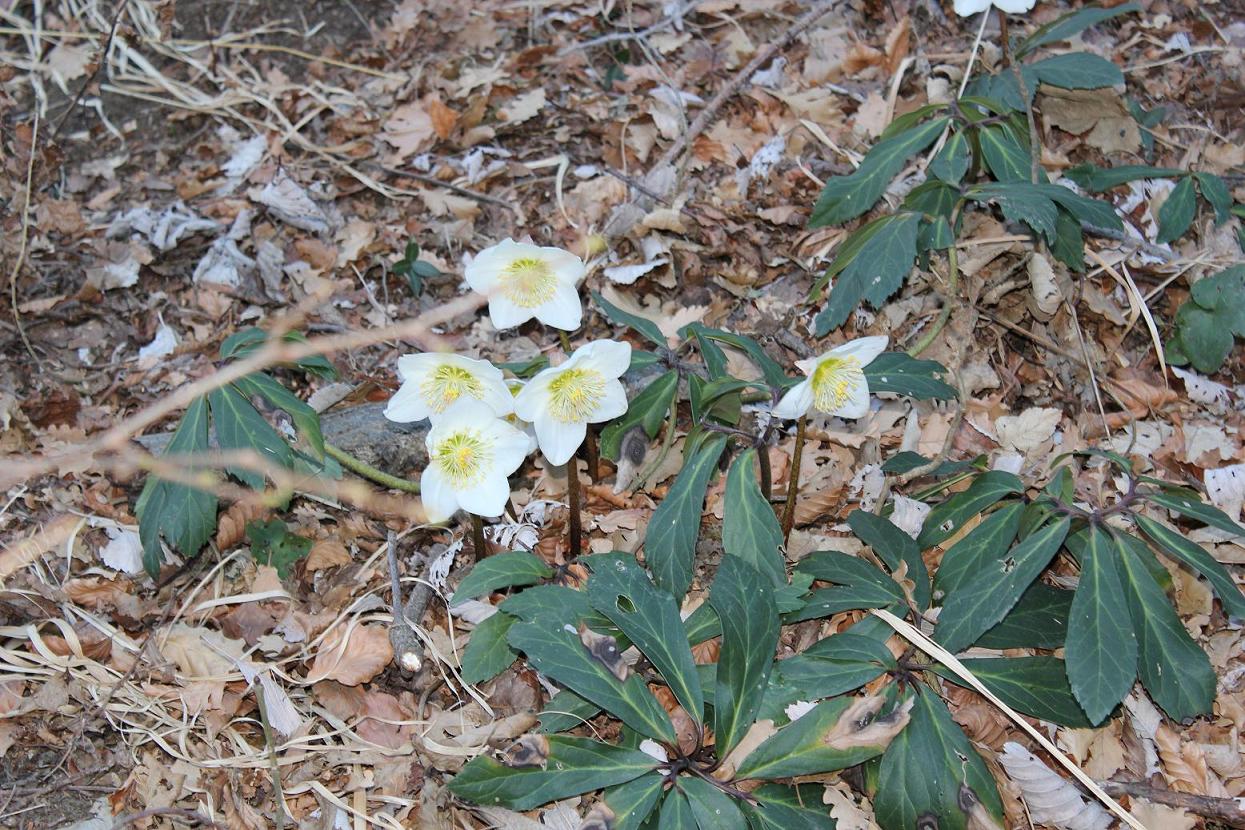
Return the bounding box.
[386,238,892,524]
[386,240,629,523]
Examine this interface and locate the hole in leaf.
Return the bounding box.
[615,595,636,614]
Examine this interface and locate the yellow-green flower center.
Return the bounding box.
[810,355,863,413]
[499,257,558,308]
[433,430,493,488]
[547,367,606,423]
[420,364,484,413]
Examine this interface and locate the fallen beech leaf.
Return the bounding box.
[999,742,1112,830]
[306,539,352,571]
[307,623,393,686]
[1,514,81,579]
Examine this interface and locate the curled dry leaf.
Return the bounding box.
[503,734,550,768]
[580,804,614,830]
[0,514,81,579]
[1154,723,1230,797]
[307,623,393,686]
[824,694,913,751]
[998,742,1112,830]
[306,539,352,571]
[958,783,1005,830]
[1028,252,1064,318]
[215,500,269,551]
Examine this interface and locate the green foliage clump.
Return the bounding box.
[1163,265,1245,373]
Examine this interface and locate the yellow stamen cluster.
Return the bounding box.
[420,364,484,413]
[811,356,863,413]
[547,367,606,423]
[434,430,493,488]
[499,257,558,308]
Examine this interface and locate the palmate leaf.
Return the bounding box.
[744,785,837,830]
[810,116,950,227]
[1115,534,1215,720]
[1148,486,1245,535]
[587,556,704,723]
[930,129,970,184]
[734,696,895,780]
[209,384,295,489]
[448,735,658,810]
[722,450,786,587]
[460,611,518,685]
[1065,525,1137,724]
[863,352,957,400]
[507,610,676,742]
[1027,53,1124,89]
[659,788,695,829]
[977,121,1032,183]
[773,631,895,700]
[935,656,1093,727]
[874,688,1003,830]
[813,212,923,335]
[682,324,791,389]
[789,551,909,623]
[709,557,780,757]
[976,582,1072,649]
[933,517,1071,653]
[452,551,553,605]
[918,470,1025,548]
[135,396,218,575]
[233,372,325,460]
[646,434,728,599]
[1136,515,1245,617]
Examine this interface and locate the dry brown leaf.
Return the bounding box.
[161,624,244,680]
[383,99,436,160]
[216,500,269,550]
[0,514,81,579]
[307,623,393,686]
[1155,723,1230,797]
[306,539,352,571]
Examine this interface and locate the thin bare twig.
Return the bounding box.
[1099,780,1245,824]
[559,0,701,55]
[49,0,129,142]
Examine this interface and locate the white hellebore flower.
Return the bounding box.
[514,339,632,466]
[385,352,512,423]
[954,0,1035,16]
[772,336,888,421]
[465,238,586,331]
[504,378,540,455]
[421,402,530,522]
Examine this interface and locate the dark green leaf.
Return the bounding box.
[508,612,676,742]
[461,611,518,685]
[1028,53,1123,89]
[930,130,970,184]
[1190,265,1245,326]
[682,777,747,830]
[1116,534,1215,720]
[592,291,667,347]
[646,434,728,599]
[602,773,665,830]
[902,180,960,221]
[848,510,929,609]
[209,384,295,489]
[1016,3,1140,57]
[722,450,786,587]
[744,785,837,830]
[938,657,1093,727]
[774,632,895,700]
[710,557,780,756]
[1147,487,1244,535]
[233,373,325,460]
[735,696,895,779]
[588,556,704,723]
[796,551,910,601]
[1195,173,1232,224]
[219,328,336,379]
[814,213,923,335]
[875,689,1003,830]
[135,397,218,575]
[881,451,975,476]
[245,520,311,578]
[934,517,1071,653]
[1049,208,1085,272]
[1136,514,1245,617]
[1064,525,1136,724]
[918,215,955,253]
[452,551,554,606]
[682,325,791,389]
[501,584,595,623]
[1156,176,1197,244]
[918,471,1025,548]
[659,788,695,830]
[1174,304,1235,374]
[538,688,601,733]
[933,502,1023,597]
[1041,183,1124,231]
[448,735,657,810]
[1064,163,1184,191]
[976,582,1072,649]
[601,370,679,461]
[864,352,957,400]
[977,122,1032,184]
[810,117,950,227]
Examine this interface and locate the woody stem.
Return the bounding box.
[584,425,600,484]
[567,454,583,556]
[781,416,806,542]
[471,513,487,559]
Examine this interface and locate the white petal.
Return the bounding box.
[457,473,512,519]
[772,380,814,419]
[384,382,431,422]
[534,280,583,331]
[513,371,554,421]
[482,418,534,472]
[830,377,872,419]
[992,0,1035,12]
[420,468,459,524]
[478,376,516,417]
[464,238,519,293]
[535,415,586,466]
[575,339,633,378]
[487,296,533,331]
[827,335,889,368]
[794,355,821,377]
[395,352,439,383]
[542,247,587,285]
[954,0,992,15]
[589,378,629,423]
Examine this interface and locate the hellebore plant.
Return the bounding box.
[383,352,514,422]
[465,238,587,331]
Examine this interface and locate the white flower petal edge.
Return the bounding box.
[992,0,1036,13]
[533,416,587,466]
[775,335,888,421]
[421,401,530,521]
[386,352,513,424]
[953,0,993,15]
[772,380,815,419]
[464,238,586,331]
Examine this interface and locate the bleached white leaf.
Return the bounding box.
[1172,366,1230,408]
[888,495,930,539]
[992,452,1025,474]
[785,700,818,721]
[449,599,498,625]
[1028,252,1063,316]
[1205,463,1245,522]
[999,742,1112,830]
[749,56,787,87]
[138,321,178,365]
[109,201,219,252]
[223,132,267,180]
[603,256,669,285]
[427,539,462,592]
[995,407,1063,454]
[99,528,144,574]
[252,171,331,234]
[639,739,668,762]
[1123,692,1162,775]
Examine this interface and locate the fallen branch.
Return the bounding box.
[1099,779,1245,824]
